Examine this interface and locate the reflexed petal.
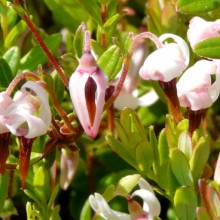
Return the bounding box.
[159,33,190,68]
[132,189,161,219]
[89,193,130,220]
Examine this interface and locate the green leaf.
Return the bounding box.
[136,140,154,172]
[176,0,220,13]
[48,184,59,209]
[158,129,169,165]
[178,132,192,160]
[103,14,120,30]
[0,199,18,218]
[80,200,91,220]
[0,173,9,213]
[33,166,51,202]
[116,174,140,196]
[115,120,129,144]
[97,45,122,81]
[170,149,194,187]
[0,58,14,88]
[149,126,160,174]
[44,0,88,31]
[189,136,210,182]
[194,37,220,59]
[20,33,62,71]
[5,20,27,48]
[3,46,21,75]
[91,40,105,57]
[73,23,86,59]
[174,187,197,220]
[75,0,102,26]
[106,135,137,169]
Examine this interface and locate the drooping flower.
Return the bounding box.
[139,33,189,82]
[69,51,108,138]
[177,60,220,111]
[187,16,220,49]
[89,178,161,220]
[3,81,52,138]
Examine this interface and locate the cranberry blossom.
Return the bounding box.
[187,16,220,49]
[1,81,51,138]
[69,51,108,138]
[139,33,189,82]
[177,60,220,111]
[89,177,161,220]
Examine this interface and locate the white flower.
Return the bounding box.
[139,33,189,82]
[89,178,161,220]
[3,81,51,138]
[177,60,220,111]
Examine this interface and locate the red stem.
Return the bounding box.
[22,15,69,88]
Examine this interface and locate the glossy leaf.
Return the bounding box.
[158,129,169,165]
[3,46,21,75]
[170,149,194,187]
[194,37,220,59]
[116,174,140,196]
[97,45,122,81]
[80,200,91,220]
[149,126,160,174]
[33,166,51,202]
[178,132,192,160]
[189,136,210,182]
[5,20,27,48]
[0,58,14,88]
[44,0,88,31]
[176,0,220,13]
[75,0,102,26]
[73,23,86,59]
[136,140,154,172]
[174,187,197,220]
[20,33,62,71]
[106,135,137,169]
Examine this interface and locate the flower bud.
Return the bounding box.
[69,51,108,138]
[187,16,220,49]
[139,33,189,82]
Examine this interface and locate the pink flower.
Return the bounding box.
[187,16,220,49]
[3,81,51,138]
[139,33,189,82]
[214,153,220,185]
[177,60,220,111]
[69,51,108,138]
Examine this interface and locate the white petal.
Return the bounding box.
[132,189,161,219]
[89,193,130,220]
[159,33,190,67]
